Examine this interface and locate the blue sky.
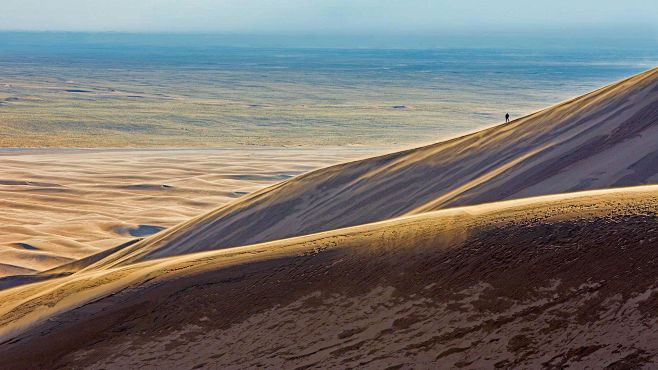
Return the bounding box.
[0,0,656,35]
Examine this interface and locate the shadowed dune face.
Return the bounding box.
[95,67,658,267]
[1,187,658,368]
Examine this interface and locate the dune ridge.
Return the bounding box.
[2,67,658,368]
[91,67,658,269]
[1,185,658,368]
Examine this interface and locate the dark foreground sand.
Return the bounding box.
[1,186,658,369]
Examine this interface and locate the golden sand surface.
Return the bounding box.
[1,67,658,369]
[96,67,658,266]
[0,147,376,276]
[2,186,658,368]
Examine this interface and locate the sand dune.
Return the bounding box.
[91,67,658,268]
[0,148,369,276]
[2,67,658,369]
[2,186,658,368]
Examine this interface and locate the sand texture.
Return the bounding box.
[0,148,369,276]
[1,67,658,369]
[2,186,658,368]
[93,67,658,267]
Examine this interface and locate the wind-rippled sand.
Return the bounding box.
[0,148,374,276]
[1,67,658,369]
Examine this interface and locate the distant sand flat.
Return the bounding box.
[0,148,373,276]
[2,46,644,148]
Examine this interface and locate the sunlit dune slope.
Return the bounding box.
[93,67,658,267]
[2,186,658,368]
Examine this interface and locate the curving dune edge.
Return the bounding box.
[2,185,658,368]
[91,66,658,268]
[1,67,658,369]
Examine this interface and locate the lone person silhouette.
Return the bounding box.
[505,113,510,123]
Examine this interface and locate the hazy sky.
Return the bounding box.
[0,0,656,35]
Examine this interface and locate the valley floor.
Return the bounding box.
[0,147,374,276]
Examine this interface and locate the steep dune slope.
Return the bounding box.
[2,186,658,369]
[93,67,658,267]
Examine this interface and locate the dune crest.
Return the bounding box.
[92,67,658,268]
[2,68,658,368]
[2,185,658,368]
